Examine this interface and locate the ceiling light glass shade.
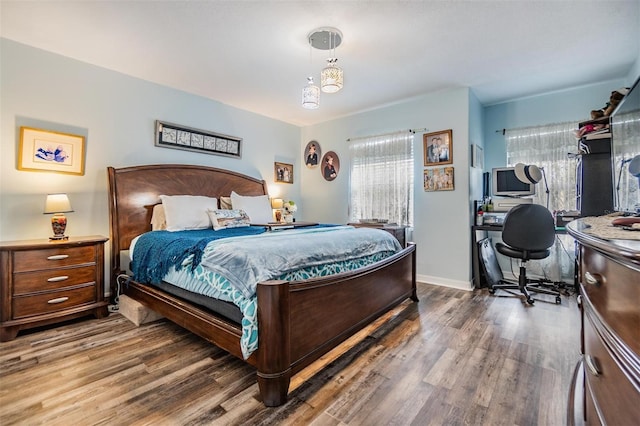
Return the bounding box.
[302,77,320,109]
[321,58,343,93]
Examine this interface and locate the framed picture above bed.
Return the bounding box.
[155,120,242,158]
[274,162,293,183]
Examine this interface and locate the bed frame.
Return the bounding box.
[107,164,417,406]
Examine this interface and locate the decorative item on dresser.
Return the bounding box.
[566,218,640,425]
[0,236,109,341]
[43,193,74,240]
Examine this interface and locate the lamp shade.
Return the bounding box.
[271,198,284,209]
[302,77,320,109]
[44,193,73,214]
[321,59,343,93]
[514,163,543,184]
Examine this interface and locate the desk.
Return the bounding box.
[471,224,567,288]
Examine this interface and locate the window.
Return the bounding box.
[505,122,579,211]
[348,131,414,226]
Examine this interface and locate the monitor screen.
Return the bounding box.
[492,167,535,197]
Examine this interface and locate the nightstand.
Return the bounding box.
[348,223,407,247]
[0,235,109,341]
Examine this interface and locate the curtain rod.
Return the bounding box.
[347,128,428,142]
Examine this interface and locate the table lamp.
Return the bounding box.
[271,198,284,222]
[44,193,73,240]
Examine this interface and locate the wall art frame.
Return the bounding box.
[321,151,340,181]
[155,120,242,158]
[472,144,484,169]
[18,127,86,175]
[423,129,453,166]
[424,166,455,192]
[274,162,294,184]
[304,140,321,168]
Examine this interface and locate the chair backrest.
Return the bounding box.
[501,204,555,251]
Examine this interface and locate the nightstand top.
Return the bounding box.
[0,235,108,250]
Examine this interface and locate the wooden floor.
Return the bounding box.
[0,283,581,426]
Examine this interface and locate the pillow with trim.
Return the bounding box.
[207,209,251,231]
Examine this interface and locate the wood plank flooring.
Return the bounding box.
[0,283,581,425]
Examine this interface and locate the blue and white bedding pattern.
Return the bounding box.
[130,225,401,358]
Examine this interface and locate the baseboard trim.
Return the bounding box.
[416,274,473,291]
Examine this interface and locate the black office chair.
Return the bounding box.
[489,204,561,305]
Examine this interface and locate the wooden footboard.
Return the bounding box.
[256,242,417,406]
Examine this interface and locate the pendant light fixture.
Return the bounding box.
[302,76,320,109]
[301,27,343,108]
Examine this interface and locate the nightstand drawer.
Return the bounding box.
[13,285,96,319]
[13,265,97,295]
[13,245,96,272]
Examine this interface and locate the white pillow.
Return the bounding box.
[207,209,251,231]
[159,195,218,231]
[230,191,272,224]
[150,204,167,230]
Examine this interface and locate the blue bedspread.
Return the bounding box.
[200,226,402,298]
[130,226,267,284]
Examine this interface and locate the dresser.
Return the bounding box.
[0,236,109,341]
[566,219,640,425]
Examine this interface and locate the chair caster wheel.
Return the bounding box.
[488,288,495,294]
[526,298,535,305]
[556,296,561,304]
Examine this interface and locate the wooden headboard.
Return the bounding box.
[107,164,268,283]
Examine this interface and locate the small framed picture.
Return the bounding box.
[304,140,321,168]
[424,166,455,191]
[472,144,484,169]
[424,129,453,166]
[274,162,294,184]
[18,127,86,175]
[321,151,340,181]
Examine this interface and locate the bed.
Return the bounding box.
[107,164,417,406]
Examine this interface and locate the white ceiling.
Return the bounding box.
[1,1,639,127]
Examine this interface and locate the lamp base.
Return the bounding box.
[50,213,68,241]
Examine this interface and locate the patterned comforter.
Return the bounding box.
[130,225,401,358]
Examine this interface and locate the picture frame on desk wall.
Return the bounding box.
[472,144,484,169]
[424,167,455,191]
[18,127,86,175]
[424,129,453,166]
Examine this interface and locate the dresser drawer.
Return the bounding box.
[583,306,640,425]
[12,285,96,319]
[13,265,97,295]
[580,246,640,353]
[13,245,96,273]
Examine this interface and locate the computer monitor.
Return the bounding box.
[492,167,535,197]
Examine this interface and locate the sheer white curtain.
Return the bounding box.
[504,122,579,283]
[349,131,414,226]
[505,122,579,211]
[611,111,640,212]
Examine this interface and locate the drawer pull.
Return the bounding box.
[584,271,601,286]
[47,254,69,261]
[47,276,69,282]
[577,295,582,307]
[585,355,601,376]
[47,297,69,304]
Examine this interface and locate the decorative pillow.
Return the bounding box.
[230,191,272,224]
[159,195,218,231]
[219,196,233,210]
[150,204,167,231]
[207,209,251,231]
